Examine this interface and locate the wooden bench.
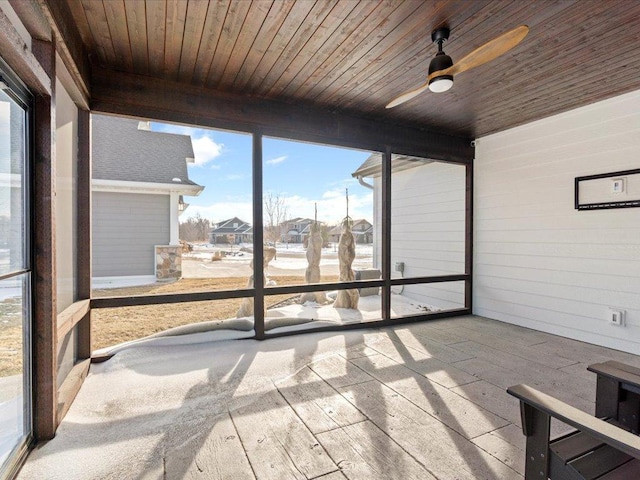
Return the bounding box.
[588,361,640,434]
[507,384,640,479]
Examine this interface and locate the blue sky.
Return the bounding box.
[153,123,374,224]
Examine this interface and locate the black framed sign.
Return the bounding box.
[575,168,640,210]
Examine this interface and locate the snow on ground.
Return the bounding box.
[182,242,375,279]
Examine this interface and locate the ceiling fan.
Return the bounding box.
[386,25,529,108]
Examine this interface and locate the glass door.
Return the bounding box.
[0,69,32,478]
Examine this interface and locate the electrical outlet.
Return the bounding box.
[608,308,625,326]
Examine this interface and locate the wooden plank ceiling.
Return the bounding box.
[65,0,640,138]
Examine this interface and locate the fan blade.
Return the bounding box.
[429,25,529,81]
[385,81,430,108]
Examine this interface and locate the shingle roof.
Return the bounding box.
[211,217,252,234]
[92,114,200,186]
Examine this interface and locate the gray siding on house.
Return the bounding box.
[93,192,170,277]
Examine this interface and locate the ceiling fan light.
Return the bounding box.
[428,76,453,93]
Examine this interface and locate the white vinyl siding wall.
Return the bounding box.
[375,161,466,310]
[474,89,640,354]
[93,192,170,277]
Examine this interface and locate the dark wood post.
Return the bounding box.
[76,108,91,359]
[31,37,57,441]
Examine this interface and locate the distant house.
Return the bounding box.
[92,115,203,284]
[280,217,315,244]
[209,217,253,244]
[328,219,373,244]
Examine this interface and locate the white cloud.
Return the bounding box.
[191,135,223,167]
[151,123,224,167]
[266,155,287,165]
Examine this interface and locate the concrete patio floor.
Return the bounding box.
[18,315,640,479]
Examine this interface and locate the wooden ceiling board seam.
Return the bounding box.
[472,53,640,131]
[241,0,322,91]
[474,64,640,137]
[64,0,92,47]
[80,0,117,66]
[264,0,367,98]
[191,0,230,86]
[278,0,391,99]
[334,0,502,109]
[252,0,339,96]
[284,0,400,100]
[231,0,297,91]
[203,0,253,89]
[463,1,632,100]
[102,0,134,72]
[145,0,166,78]
[296,0,423,101]
[472,69,640,137]
[124,0,149,76]
[177,0,210,83]
[461,5,640,121]
[339,0,535,110]
[214,0,275,90]
[163,0,188,81]
[309,0,451,104]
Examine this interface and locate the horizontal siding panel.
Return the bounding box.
[478,105,640,160]
[402,283,465,310]
[476,276,640,313]
[476,228,640,245]
[476,285,639,325]
[479,126,640,166]
[93,192,170,277]
[390,241,465,253]
[391,207,465,220]
[477,252,640,277]
[475,264,638,295]
[476,242,640,262]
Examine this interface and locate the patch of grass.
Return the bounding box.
[1,297,24,376]
[92,275,339,350]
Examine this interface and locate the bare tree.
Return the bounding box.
[179,213,211,242]
[263,192,289,244]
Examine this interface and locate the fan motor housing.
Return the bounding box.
[428,53,453,76]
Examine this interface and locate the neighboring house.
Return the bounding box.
[92,115,204,283]
[209,217,253,244]
[352,154,464,309]
[280,217,315,243]
[328,219,373,244]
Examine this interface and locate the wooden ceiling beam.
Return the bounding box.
[7,0,51,41]
[37,0,90,108]
[0,7,50,96]
[91,66,474,163]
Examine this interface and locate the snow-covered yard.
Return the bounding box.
[183,242,374,278]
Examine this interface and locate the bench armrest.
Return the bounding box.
[588,360,640,393]
[507,384,640,459]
